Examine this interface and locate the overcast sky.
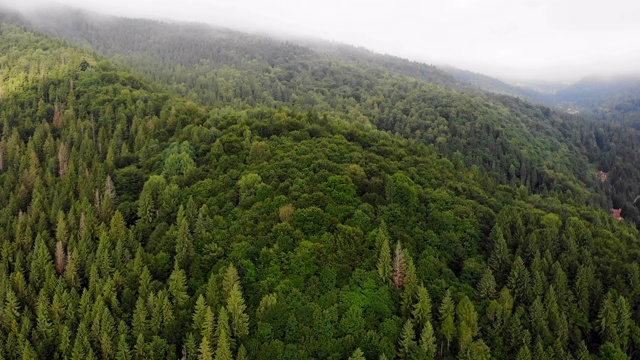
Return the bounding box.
[9,0,640,81]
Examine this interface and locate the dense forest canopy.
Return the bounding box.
[2,8,640,360]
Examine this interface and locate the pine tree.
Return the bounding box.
[58,142,70,176]
[133,333,147,360]
[529,296,548,340]
[458,321,473,354]
[213,327,233,360]
[507,256,531,303]
[412,285,432,327]
[401,255,418,316]
[132,296,148,340]
[198,336,213,360]
[419,321,437,359]
[377,232,392,282]
[137,191,154,223]
[477,269,497,300]
[616,295,632,350]
[398,319,416,359]
[227,284,249,339]
[392,241,407,288]
[236,345,248,360]
[215,307,234,351]
[222,264,240,301]
[515,345,531,360]
[193,295,208,335]
[55,240,67,274]
[202,307,216,343]
[439,289,456,353]
[488,225,511,284]
[183,333,198,360]
[456,295,479,337]
[256,293,277,322]
[575,341,591,360]
[348,348,366,360]
[116,334,132,360]
[175,207,195,270]
[168,262,189,308]
[545,286,568,347]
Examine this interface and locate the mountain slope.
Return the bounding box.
[20,8,607,201]
[3,11,640,360]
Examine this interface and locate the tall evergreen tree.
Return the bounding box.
[227,283,249,340]
[377,232,392,282]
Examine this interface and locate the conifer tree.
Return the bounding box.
[348,348,366,360]
[477,269,497,300]
[598,292,619,346]
[132,296,148,340]
[616,295,632,350]
[393,241,407,288]
[213,327,233,360]
[227,283,250,339]
[222,264,240,301]
[515,345,531,360]
[256,293,277,322]
[175,206,195,270]
[401,255,419,316]
[412,285,432,327]
[202,306,216,343]
[507,256,531,303]
[192,295,208,335]
[168,262,189,308]
[419,321,437,359]
[215,307,234,350]
[398,319,416,360]
[236,344,248,360]
[377,232,392,282]
[488,225,511,284]
[198,336,213,360]
[116,334,132,360]
[456,295,479,337]
[439,289,456,353]
[133,334,147,360]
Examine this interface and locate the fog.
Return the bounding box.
[7,0,640,82]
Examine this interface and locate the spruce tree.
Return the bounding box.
[377,233,392,282]
[419,321,437,359]
[227,283,249,339]
[412,285,432,327]
[348,348,366,360]
[398,319,416,360]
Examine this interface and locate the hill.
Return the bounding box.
[2,9,640,359]
[25,8,640,228]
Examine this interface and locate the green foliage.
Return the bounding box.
[1,14,640,360]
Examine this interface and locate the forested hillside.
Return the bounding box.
[2,10,640,360]
[556,77,640,129]
[442,64,640,132]
[23,8,640,228]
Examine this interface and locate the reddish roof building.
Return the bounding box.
[611,208,623,220]
[599,171,608,182]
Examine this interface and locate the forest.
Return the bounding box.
[2,7,640,360]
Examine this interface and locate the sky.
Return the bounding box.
[8,0,640,82]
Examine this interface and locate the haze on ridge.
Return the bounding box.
[5,0,640,83]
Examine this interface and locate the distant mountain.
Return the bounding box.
[442,65,640,126]
[554,75,640,108]
[439,65,553,103]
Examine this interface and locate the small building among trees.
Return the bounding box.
[611,208,623,220]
